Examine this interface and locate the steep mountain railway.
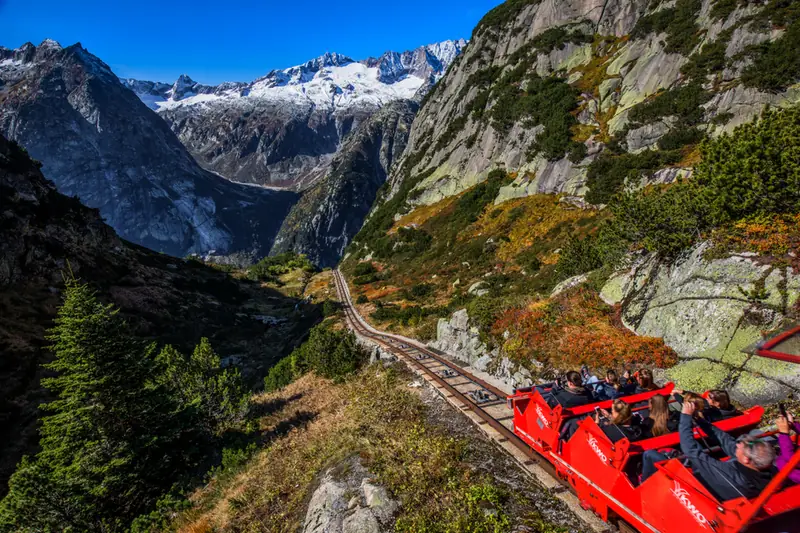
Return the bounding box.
[333,270,800,533]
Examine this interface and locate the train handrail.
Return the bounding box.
[627,407,764,453]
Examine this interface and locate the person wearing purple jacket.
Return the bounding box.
[776,412,800,485]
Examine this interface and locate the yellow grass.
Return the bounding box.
[467,195,600,263]
[389,195,459,234]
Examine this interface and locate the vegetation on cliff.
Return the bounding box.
[560,106,800,276]
[263,323,368,392]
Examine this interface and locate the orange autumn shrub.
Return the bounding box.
[493,287,677,372]
[709,214,800,258]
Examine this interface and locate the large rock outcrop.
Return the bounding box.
[0,40,298,257]
[602,244,800,404]
[302,459,397,533]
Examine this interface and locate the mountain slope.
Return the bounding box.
[271,100,418,267]
[0,132,316,496]
[0,40,298,257]
[374,0,800,212]
[125,40,466,191]
[341,0,800,405]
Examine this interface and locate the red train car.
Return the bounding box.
[508,386,800,532]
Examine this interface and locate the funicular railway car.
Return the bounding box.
[508,384,800,532]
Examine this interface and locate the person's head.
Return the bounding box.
[708,390,731,410]
[611,400,633,426]
[565,370,583,388]
[605,370,619,385]
[684,392,705,415]
[735,435,776,471]
[637,368,655,390]
[648,395,670,437]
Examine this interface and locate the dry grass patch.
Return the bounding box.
[468,195,603,264]
[390,195,460,233]
[172,374,353,532]
[168,365,529,533]
[303,270,335,302]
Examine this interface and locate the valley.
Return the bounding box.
[2,0,800,531]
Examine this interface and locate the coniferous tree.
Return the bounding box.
[0,280,183,532]
[155,338,248,435]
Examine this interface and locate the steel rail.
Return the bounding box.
[331,270,566,483]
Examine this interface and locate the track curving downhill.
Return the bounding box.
[332,269,613,533]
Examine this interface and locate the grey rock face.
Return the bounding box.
[0,40,297,257]
[377,0,652,210]
[625,121,671,153]
[369,0,797,218]
[430,308,532,389]
[159,96,368,191]
[303,478,349,533]
[270,101,418,267]
[302,459,397,533]
[342,509,380,533]
[604,244,800,405]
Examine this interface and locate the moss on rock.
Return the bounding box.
[665,358,730,391]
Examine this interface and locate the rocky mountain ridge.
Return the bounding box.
[0,39,298,258]
[271,100,418,267]
[122,40,465,191]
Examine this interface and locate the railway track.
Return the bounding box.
[332,269,612,533]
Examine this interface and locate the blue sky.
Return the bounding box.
[0,0,503,84]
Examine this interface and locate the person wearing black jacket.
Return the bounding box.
[546,371,593,409]
[679,400,774,501]
[596,400,643,443]
[704,389,740,422]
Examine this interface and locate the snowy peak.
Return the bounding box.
[366,39,467,84]
[1,40,116,85]
[123,39,466,112]
[38,38,62,50]
[169,74,203,100]
[425,38,467,68]
[304,52,354,71]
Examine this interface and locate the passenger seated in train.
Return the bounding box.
[640,394,679,439]
[776,410,800,484]
[640,394,706,482]
[670,389,740,422]
[622,368,658,395]
[705,390,741,421]
[678,400,775,500]
[546,370,593,409]
[595,400,644,443]
[582,367,624,401]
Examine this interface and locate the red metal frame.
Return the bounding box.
[553,415,800,533]
[508,384,675,454]
[510,385,800,532]
[756,325,800,364]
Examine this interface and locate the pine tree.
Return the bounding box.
[155,338,247,435]
[0,280,183,532]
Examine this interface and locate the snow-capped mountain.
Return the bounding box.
[0,39,297,257]
[123,40,466,113]
[120,40,466,191]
